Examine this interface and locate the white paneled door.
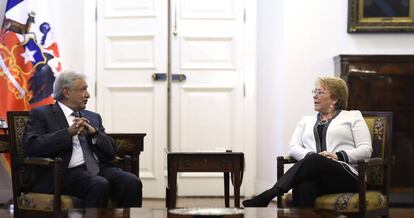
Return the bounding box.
[96,0,168,198]
[96,0,246,198]
[170,0,245,196]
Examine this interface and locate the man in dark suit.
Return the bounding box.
[22,70,142,207]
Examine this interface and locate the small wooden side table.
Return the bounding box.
[166,150,244,208]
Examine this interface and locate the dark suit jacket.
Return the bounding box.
[22,102,117,193]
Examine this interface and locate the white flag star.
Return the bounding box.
[21,47,36,64]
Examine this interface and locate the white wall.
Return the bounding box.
[256,0,286,191]
[53,1,84,72]
[54,0,97,110]
[256,0,414,194]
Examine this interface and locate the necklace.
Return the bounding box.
[318,110,339,126]
[318,119,328,125]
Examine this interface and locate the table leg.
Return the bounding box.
[233,170,241,208]
[224,172,230,207]
[170,171,177,208]
[167,159,178,208]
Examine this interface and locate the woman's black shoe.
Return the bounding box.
[242,198,269,207]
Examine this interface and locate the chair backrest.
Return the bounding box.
[361,111,392,189]
[6,111,34,196]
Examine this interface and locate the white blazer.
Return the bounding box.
[288,110,372,168]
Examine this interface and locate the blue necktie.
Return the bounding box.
[72,112,99,175]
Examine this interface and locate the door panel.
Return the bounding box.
[180,37,235,69]
[104,86,157,179]
[181,0,237,19]
[103,0,156,17]
[170,0,245,195]
[179,87,235,149]
[104,35,157,69]
[96,0,167,197]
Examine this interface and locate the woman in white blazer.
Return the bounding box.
[243,77,372,207]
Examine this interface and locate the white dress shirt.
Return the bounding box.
[58,101,86,168]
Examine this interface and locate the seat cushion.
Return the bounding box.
[18,193,83,211]
[315,191,387,212]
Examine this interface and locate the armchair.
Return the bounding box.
[7,111,145,217]
[277,111,392,218]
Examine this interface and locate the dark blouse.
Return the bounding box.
[317,123,326,151]
[315,118,346,162]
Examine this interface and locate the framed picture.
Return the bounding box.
[348,0,414,33]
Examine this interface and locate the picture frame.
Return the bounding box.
[348,0,414,33]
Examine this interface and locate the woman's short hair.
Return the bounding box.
[52,70,86,100]
[317,77,348,110]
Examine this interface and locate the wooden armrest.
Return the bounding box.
[277,156,297,164]
[276,155,296,208]
[113,155,139,176]
[113,155,133,164]
[360,157,386,166]
[20,157,63,210]
[115,155,132,161]
[357,158,388,194]
[21,157,56,166]
[357,158,387,181]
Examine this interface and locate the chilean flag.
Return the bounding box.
[0,0,62,173]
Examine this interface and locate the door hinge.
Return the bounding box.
[243,8,246,23]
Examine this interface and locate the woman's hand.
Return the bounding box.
[318,151,338,160]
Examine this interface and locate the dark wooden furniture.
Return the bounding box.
[107,133,146,177]
[335,55,414,205]
[7,111,145,217]
[0,127,8,153]
[277,111,392,218]
[0,135,8,153]
[166,150,244,208]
